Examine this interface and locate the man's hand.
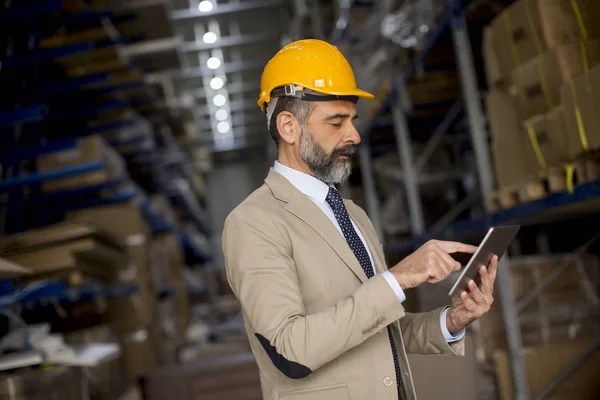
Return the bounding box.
[390,240,478,290]
[446,255,499,333]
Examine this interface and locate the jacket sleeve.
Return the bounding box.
[222,206,406,379]
[398,309,465,356]
[343,200,466,357]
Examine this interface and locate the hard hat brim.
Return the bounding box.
[258,87,375,112]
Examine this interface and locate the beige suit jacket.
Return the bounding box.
[222,169,465,400]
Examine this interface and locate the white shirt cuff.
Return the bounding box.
[381,271,406,304]
[440,307,465,342]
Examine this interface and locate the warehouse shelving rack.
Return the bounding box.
[0,0,214,362]
[326,1,600,399]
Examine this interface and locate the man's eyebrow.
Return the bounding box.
[324,113,359,121]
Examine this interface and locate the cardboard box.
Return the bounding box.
[64,325,126,400]
[560,64,600,157]
[107,286,155,334]
[522,105,570,168]
[486,90,538,188]
[172,277,191,339]
[537,0,600,48]
[149,237,172,291]
[67,203,150,239]
[119,329,160,384]
[67,203,152,280]
[37,135,126,192]
[489,0,546,74]
[150,194,177,226]
[483,25,506,88]
[511,51,563,119]
[0,222,127,281]
[494,337,600,400]
[556,40,600,83]
[0,257,31,278]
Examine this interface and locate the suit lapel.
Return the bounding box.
[344,200,388,275]
[285,190,368,283]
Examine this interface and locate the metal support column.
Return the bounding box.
[450,13,495,195]
[309,0,325,39]
[391,80,425,235]
[450,8,529,399]
[358,141,383,239]
[496,257,530,400]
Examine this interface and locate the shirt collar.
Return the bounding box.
[273,161,331,203]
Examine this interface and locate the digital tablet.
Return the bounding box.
[448,225,520,297]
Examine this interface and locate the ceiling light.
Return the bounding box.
[206,57,221,69]
[217,121,230,133]
[213,94,226,107]
[198,1,213,12]
[210,77,224,90]
[215,109,228,121]
[203,32,217,44]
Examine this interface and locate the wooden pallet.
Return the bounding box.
[485,153,600,212]
[485,167,567,212]
[573,151,600,184]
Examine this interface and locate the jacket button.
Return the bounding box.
[383,377,393,387]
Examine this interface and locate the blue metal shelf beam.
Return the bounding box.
[0,162,103,191]
[0,0,62,19]
[385,180,600,256]
[0,280,138,308]
[0,106,46,127]
[48,190,137,214]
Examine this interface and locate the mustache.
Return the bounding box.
[331,145,357,157]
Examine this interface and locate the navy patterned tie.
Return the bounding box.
[325,187,402,388]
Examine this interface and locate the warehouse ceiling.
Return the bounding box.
[161,0,515,155]
[163,0,292,154]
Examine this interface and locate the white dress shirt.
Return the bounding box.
[273,161,464,342]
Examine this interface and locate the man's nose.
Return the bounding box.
[345,125,361,145]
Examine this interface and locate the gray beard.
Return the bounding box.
[299,128,355,185]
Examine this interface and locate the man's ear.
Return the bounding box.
[276,111,299,145]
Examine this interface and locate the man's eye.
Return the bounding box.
[331,123,342,127]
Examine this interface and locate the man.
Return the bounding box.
[222,39,497,400]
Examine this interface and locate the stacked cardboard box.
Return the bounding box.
[471,253,600,399]
[67,201,193,373]
[0,221,128,284]
[36,135,128,193]
[150,232,191,362]
[484,0,600,192]
[66,203,162,382]
[64,325,127,400]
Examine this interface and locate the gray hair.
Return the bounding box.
[267,97,314,146]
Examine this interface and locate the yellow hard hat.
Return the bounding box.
[257,39,374,112]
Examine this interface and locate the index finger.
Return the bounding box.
[435,240,478,254]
